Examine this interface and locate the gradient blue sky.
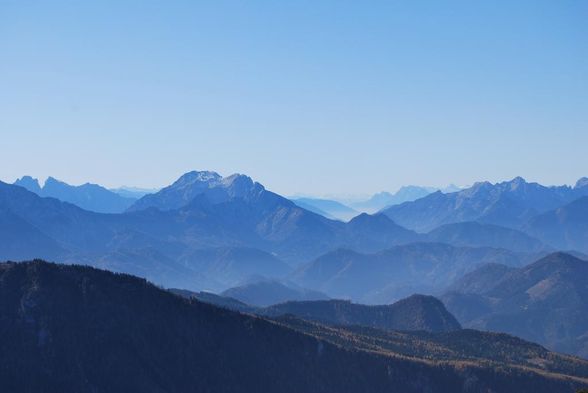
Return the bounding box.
[1,0,587,196]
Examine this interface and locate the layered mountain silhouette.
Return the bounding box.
[291,197,358,221]
[259,295,461,333]
[523,196,588,253]
[14,176,137,213]
[110,186,159,199]
[221,279,329,307]
[350,185,438,213]
[2,172,588,301]
[291,243,531,304]
[125,171,418,263]
[177,247,291,291]
[170,289,256,313]
[424,221,547,253]
[442,252,588,357]
[382,177,588,232]
[0,173,422,289]
[0,208,65,261]
[1,260,586,393]
[174,290,461,333]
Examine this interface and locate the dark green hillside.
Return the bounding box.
[1,260,587,392]
[260,295,461,333]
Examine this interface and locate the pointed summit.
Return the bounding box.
[14,176,41,194]
[173,171,222,187]
[127,170,265,212]
[508,176,527,187]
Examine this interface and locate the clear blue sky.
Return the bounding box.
[1,0,587,196]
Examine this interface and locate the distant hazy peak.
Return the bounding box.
[576,177,588,189]
[14,175,41,193]
[44,176,65,185]
[348,212,375,222]
[506,176,527,188]
[12,175,136,213]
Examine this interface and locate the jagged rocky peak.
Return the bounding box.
[44,176,64,185]
[127,170,271,212]
[14,175,42,193]
[172,170,223,187]
[461,180,493,196]
[507,176,527,189]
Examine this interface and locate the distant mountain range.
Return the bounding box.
[382,177,588,233]
[290,242,535,304]
[350,186,437,213]
[2,171,587,303]
[2,260,586,393]
[349,184,463,213]
[442,252,588,358]
[177,247,291,291]
[523,196,588,253]
[0,172,422,290]
[14,176,138,213]
[424,221,548,253]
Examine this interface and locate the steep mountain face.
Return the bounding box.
[291,243,528,304]
[259,295,461,333]
[425,221,547,253]
[523,196,588,253]
[14,176,136,214]
[442,253,588,358]
[382,177,588,232]
[1,260,586,393]
[292,198,358,221]
[221,279,329,307]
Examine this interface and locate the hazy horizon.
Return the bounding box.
[2,1,587,195]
